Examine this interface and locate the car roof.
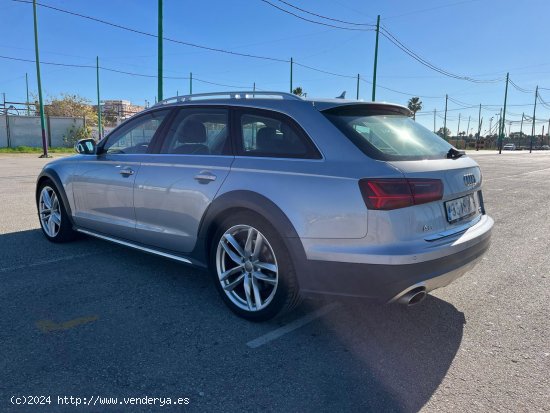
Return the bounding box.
[148,91,411,116]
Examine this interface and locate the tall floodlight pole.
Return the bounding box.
[497,108,502,149]
[498,72,509,154]
[290,57,293,93]
[519,113,524,146]
[371,15,380,101]
[25,73,30,116]
[189,72,193,94]
[356,74,360,100]
[530,86,538,153]
[476,103,481,151]
[443,94,448,140]
[456,113,461,147]
[157,0,163,101]
[32,0,48,157]
[96,56,102,139]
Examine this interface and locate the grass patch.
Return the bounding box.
[0,146,75,154]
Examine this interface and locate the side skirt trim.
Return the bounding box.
[75,228,193,264]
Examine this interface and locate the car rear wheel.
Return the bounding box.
[37,181,76,243]
[210,212,301,321]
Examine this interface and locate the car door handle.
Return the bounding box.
[119,168,135,176]
[194,172,217,183]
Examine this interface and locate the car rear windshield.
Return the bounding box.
[322,106,454,161]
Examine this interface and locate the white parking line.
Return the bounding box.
[0,251,104,274]
[246,302,340,349]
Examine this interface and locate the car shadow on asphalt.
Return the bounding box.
[0,229,465,413]
[284,294,466,412]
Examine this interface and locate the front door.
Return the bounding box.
[72,109,170,240]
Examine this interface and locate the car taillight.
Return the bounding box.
[359,178,443,210]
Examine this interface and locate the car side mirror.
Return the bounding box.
[75,138,97,155]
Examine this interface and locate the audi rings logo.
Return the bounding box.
[463,173,477,187]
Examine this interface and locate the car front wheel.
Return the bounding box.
[37,181,76,243]
[211,213,301,321]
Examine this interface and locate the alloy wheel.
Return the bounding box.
[39,186,61,238]
[216,224,279,312]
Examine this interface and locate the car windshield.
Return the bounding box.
[323,108,454,161]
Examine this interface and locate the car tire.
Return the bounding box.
[37,180,76,243]
[210,211,301,321]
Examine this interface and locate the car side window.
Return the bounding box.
[239,111,319,158]
[103,110,169,154]
[160,108,230,155]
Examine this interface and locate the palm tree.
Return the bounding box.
[407,97,423,120]
[292,86,304,97]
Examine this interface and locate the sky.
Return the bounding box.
[1,0,550,135]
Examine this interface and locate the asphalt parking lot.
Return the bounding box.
[0,151,549,412]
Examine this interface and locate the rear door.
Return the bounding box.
[72,109,171,240]
[133,107,233,253]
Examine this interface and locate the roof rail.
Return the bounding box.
[153,91,302,107]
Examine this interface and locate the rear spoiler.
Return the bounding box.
[318,102,412,117]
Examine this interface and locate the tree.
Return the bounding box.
[34,93,98,125]
[407,97,423,120]
[436,127,452,139]
[292,86,305,97]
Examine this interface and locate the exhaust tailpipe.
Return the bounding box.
[397,287,427,306]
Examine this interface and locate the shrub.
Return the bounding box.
[63,125,93,147]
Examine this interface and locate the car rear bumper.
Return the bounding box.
[291,214,493,302]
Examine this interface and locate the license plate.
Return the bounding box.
[445,194,477,223]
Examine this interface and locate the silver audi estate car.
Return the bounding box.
[36,92,493,320]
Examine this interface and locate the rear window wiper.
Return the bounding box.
[447,148,465,159]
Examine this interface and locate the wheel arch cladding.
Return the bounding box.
[194,190,308,270]
[36,169,75,225]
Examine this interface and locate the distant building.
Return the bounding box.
[95,100,145,125]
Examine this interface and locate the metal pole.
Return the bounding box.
[253,82,256,92]
[189,72,193,94]
[466,115,471,138]
[519,112,524,146]
[433,109,436,133]
[96,56,102,139]
[530,86,537,153]
[498,72,509,154]
[443,94,448,139]
[497,108,502,150]
[25,73,30,116]
[455,113,461,148]
[372,15,380,102]
[356,74,360,100]
[290,57,293,93]
[476,103,481,151]
[477,119,483,151]
[157,0,163,101]
[32,0,48,157]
